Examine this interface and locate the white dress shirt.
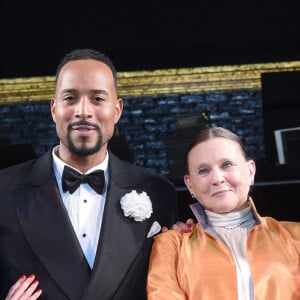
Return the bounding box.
[52,146,109,268]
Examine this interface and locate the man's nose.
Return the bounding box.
[75,98,92,118]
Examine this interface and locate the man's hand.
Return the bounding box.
[162,218,195,234]
[5,274,42,300]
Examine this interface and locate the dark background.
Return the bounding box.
[1,1,300,221]
[1,0,300,78]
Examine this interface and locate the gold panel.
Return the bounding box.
[1,61,300,104]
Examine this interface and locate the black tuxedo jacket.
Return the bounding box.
[0,148,177,300]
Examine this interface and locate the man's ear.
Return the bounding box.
[114,98,123,124]
[50,98,56,123]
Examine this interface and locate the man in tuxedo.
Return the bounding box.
[0,49,178,300]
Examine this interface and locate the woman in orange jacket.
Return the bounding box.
[147,126,300,300]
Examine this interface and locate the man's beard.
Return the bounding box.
[66,122,102,157]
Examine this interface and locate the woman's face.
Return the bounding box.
[184,137,256,214]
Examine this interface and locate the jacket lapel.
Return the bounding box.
[85,151,151,299]
[15,150,91,300]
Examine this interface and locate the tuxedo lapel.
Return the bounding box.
[15,151,91,300]
[84,152,151,299]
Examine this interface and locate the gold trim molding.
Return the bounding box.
[1,61,300,104]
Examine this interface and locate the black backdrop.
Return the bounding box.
[262,71,300,180]
[1,1,300,78]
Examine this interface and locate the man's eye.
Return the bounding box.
[94,96,105,102]
[64,95,75,102]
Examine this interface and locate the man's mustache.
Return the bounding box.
[68,120,100,130]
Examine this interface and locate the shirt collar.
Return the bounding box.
[190,197,260,227]
[52,145,109,180]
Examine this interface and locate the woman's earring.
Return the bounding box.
[250,178,254,186]
[191,193,196,199]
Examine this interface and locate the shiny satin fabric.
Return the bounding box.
[147,204,300,299]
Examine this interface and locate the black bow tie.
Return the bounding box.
[62,165,105,194]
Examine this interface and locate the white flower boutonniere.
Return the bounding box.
[120,190,153,222]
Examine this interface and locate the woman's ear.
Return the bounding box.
[248,160,256,184]
[184,174,194,196]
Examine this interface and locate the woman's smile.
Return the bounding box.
[211,188,231,198]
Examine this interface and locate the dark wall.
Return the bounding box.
[1,87,299,221]
[262,71,300,180]
[0,90,264,182]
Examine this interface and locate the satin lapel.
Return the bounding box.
[85,152,150,299]
[15,151,90,300]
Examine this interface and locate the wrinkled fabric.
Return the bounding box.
[147,202,300,300]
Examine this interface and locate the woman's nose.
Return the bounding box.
[211,168,225,185]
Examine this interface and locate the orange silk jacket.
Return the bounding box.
[147,201,300,300]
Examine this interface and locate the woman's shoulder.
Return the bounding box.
[279,220,300,239]
[262,216,300,239]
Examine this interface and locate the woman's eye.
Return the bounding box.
[222,161,234,168]
[198,168,209,176]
